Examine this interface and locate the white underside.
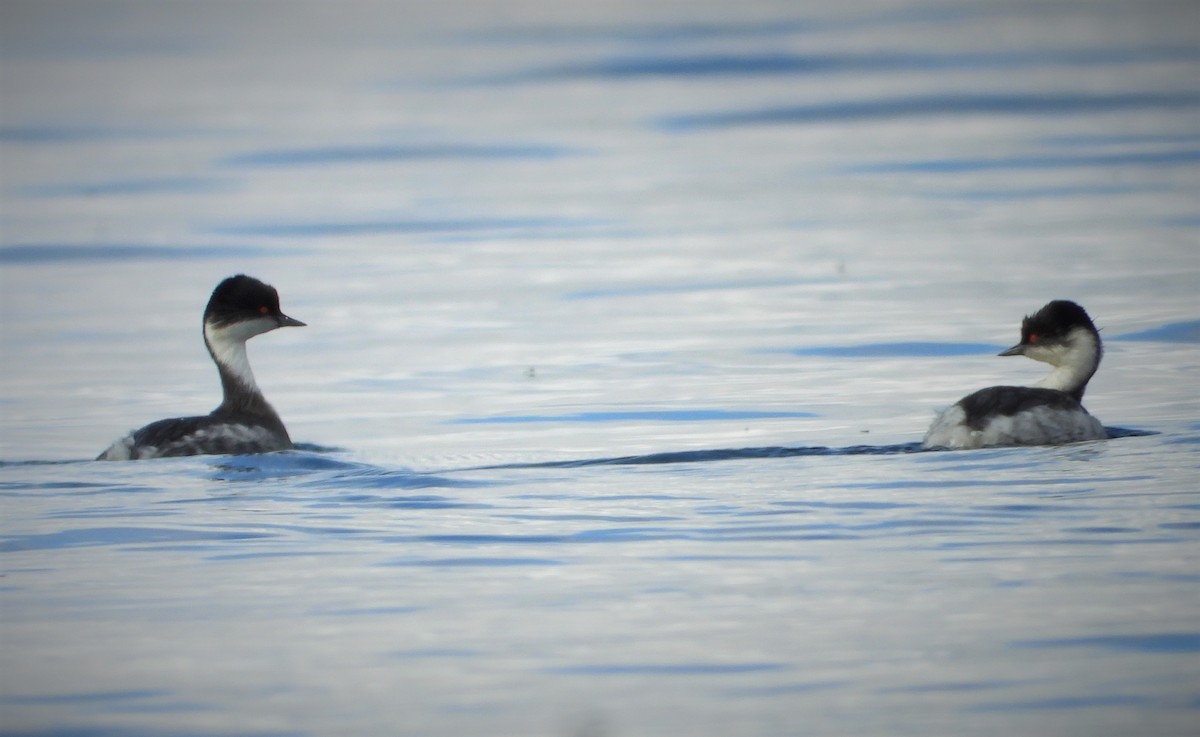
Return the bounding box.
[98,424,286,460]
[922,404,1106,450]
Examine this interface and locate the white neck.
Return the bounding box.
[1032,327,1101,395]
[204,320,265,392]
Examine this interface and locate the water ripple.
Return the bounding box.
[847,149,1200,173]
[661,92,1200,130]
[789,342,1000,357]
[207,216,612,239]
[22,177,232,197]
[501,47,1200,83]
[1012,633,1200,653]
[549,662,788,676]
[451,409,817,424]
[0,244,288,264]
[222,142,576,167]
[0,526,276,553]
[1114,320,1200,343]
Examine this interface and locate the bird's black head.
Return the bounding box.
[1018,300,1096,347]
[998,299,1098,359]
[204,275,304,330]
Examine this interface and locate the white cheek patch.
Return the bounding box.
[208,315,278,343]
[1023,343,1067,366]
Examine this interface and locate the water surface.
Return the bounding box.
[1,1,1198,735]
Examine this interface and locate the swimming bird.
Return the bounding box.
[98,274,305,460]
[922,300,1107,450]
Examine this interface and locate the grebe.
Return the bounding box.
[98,275,304,460]
[922,300,1106,450]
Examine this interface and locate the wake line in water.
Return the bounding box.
[477,442,927,471]
[466,426,1155,472]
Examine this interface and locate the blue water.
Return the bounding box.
[2,1,1199,736]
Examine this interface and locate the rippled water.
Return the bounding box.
[2,1,1199,735]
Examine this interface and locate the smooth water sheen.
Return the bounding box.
[1,1,1198,736]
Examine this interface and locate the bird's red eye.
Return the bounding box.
[259,306,269,315]
[1029,333,1038,343]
